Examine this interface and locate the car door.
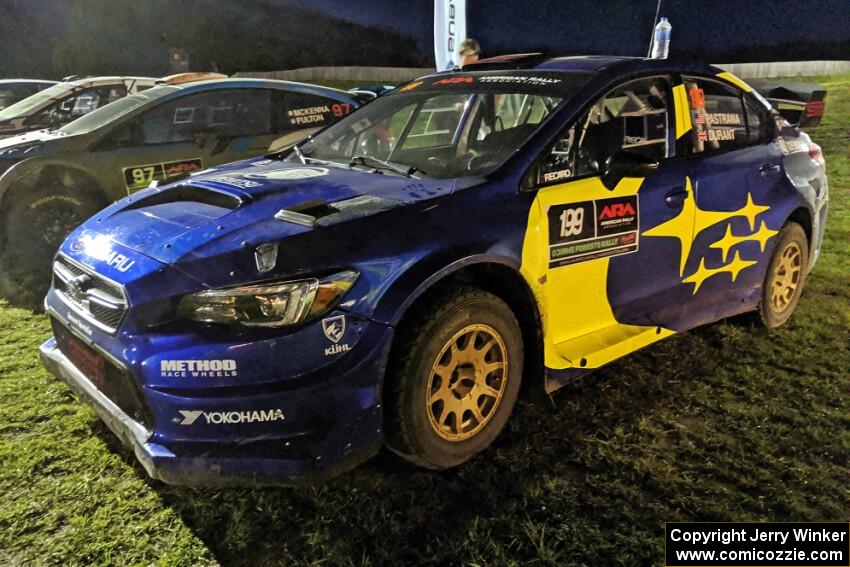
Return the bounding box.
[523,75,694,371]
[667,75,789,328]
[89,91,227,195]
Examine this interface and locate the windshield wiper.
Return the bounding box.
[292,144,307,164]
[349,155,422,178]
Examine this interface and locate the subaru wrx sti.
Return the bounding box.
[40,55,828,485]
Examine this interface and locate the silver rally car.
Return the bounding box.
[0,76,156,139]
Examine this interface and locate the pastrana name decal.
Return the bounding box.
[547,196,639,268]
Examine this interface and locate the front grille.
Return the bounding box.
[53,255,128,334]
[51,318,154,430]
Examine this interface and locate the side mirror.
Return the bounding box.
[601,151,658,190]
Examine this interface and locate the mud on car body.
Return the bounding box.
[40,55,828,486]
[0,78,358,279]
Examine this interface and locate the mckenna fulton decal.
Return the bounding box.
[175,408,285,426]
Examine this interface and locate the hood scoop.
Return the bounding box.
[275,195,401,228]
[126,184,242,213]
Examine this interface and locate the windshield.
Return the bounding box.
[0,82,78,120]
[290,71,591,179]
[59,85,178,135]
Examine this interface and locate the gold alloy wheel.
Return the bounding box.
[426,323,509,442]
[771,240,803,313]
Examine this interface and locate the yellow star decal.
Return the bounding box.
[709,221,779,262]
[738,194,771,231]
[642,177,696,276]
[682,251,758,294]
[643,177,771,279]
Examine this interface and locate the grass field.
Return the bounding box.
[1,76,848,566]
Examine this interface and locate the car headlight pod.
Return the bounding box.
[178,271,357,327]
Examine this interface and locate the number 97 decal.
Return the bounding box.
[332,103,351,117]
[123,159,203,192]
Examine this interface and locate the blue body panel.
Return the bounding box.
[40,57,828,485]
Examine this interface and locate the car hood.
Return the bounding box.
[71,158,456,277]
[0,128,64,149]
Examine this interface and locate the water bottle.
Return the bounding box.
[650,16,672,59]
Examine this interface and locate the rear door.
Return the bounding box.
[669,75,789,327]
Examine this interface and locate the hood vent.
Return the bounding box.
[125,184,241,212]
[274,195,401,229]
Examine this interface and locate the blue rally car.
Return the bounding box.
[40,55,829,485]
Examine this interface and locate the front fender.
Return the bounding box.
[352,248,521,327]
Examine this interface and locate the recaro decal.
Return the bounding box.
[642,177,776,294]
[123,158,203,191]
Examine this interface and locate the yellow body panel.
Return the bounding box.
[672,83,693,139]
[716,71,754,93]
[520,176,676,371]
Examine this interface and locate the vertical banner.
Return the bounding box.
[434,0,467,71]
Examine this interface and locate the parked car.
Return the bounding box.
[0,76,156,138]
[0,78,358,276]
[748,79,827,128]
[348,85,396,103]
[40,55,828,486]
[0,79,58,111]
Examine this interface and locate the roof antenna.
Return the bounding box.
[646,0,664,58]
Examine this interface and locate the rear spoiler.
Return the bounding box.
[748,79,827,128]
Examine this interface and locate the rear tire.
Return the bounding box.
[756,221,809,328]
[385,287,523,469]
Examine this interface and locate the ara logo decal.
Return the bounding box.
[643,177,776,294]
[244,167,329,181]
[599,202,636,220]
[434,76,473,85]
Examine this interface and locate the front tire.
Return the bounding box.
[757,221,809,328]
[385,287,523,469]
[4,183,103,273]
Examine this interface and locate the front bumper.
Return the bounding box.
[40,332,388,486]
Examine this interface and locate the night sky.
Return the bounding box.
[286,0,850,60]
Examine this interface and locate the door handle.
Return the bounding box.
[665,187,689,207]
[760,163,782,176]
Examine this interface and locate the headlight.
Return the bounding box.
[177,271,357,327]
